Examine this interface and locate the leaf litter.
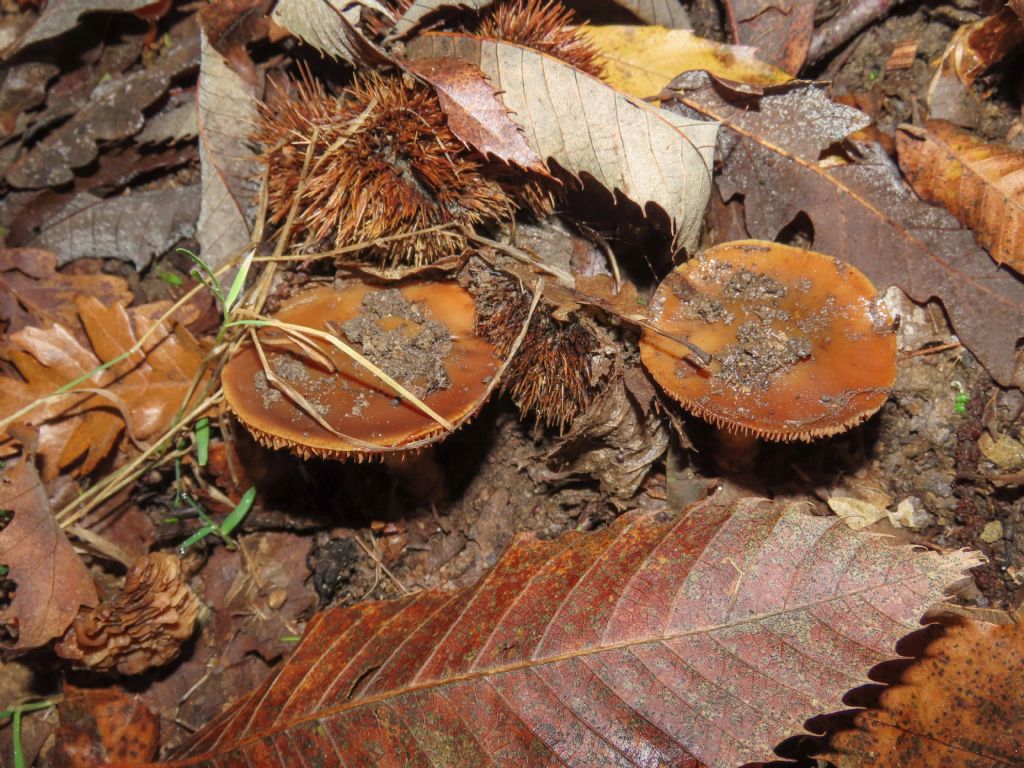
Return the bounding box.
[1,0,1023,766]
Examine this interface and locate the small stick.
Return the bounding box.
[354,534,410,595]
[807,0,909,66]
[901,341,962,359]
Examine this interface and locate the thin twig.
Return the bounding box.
[354,534,410,595]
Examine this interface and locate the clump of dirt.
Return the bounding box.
[715,321,813,391]
[341,288,453,399]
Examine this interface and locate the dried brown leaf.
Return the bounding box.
[0,298,208,478]
[730,0,815,75]
[0,248,131,334]
[197,30,260,271]
[0,458,98,650]
[159,497,979,768]
[897,120,1024,276]
[408,32,718,252]
[827,619,1024,767]
[31,186,200,271]
[402,56,547,172]
[671,74,1024,386]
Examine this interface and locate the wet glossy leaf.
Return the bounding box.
[160,497,978,767]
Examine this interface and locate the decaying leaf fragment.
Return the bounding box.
[407,32,718,253]
[54,685,160,767]
[56,553,199,675]
[670,74,1024,386]
[161,497,979,768]
[0,459,98,651]
[0,298,207,478]
[897,120,1024,276]
[828,618,1024,767]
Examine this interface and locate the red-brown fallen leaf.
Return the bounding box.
[55,685,160,768]
[0,249,132,334]
[401,56,548,174]
[0,297,208,479]
[730,0,816,75]
[670,74,1024,386]
[897,120,1024,276]
[827,618,1024,767]
[133,496,978,768]
[0,458,98,650]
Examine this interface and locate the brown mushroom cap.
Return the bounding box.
[222,281,499,459]
[639,240,897,441]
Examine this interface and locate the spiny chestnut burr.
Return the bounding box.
[254,73,514,267]
[476,0,604,79]
[472,267,598,432]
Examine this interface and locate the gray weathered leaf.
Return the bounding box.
[408,33,718,252]
[616,0,690,28]
[31,186,199,271]
[137,97,198,145]
[197,31,259,271]
[3,0,155,57]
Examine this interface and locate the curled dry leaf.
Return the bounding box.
[54,685,160,767]
[197,30,260,272]
[897,120,1024,276]
[270,0,391,63]
[0,298,208,479]
[545,364,669,499]
[0,459,98,651]
[159,496,979,768]
[0,248,131,334]
[827,619,1024,767]
[31,186,200,272]
[56,553,199,675]
[581,24,790,100]
[407,32,718,253]
[671,74,1024,386]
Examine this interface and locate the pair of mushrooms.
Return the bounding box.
[221,241,897,464]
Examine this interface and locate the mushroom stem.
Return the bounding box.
[381,448,448,508]
[713,429,760,475]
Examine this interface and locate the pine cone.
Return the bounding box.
[56,553,198,675]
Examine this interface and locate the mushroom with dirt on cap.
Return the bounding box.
[221,279,503,503]
[639,240,898,471]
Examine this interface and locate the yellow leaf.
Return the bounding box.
[581,24,790,100]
